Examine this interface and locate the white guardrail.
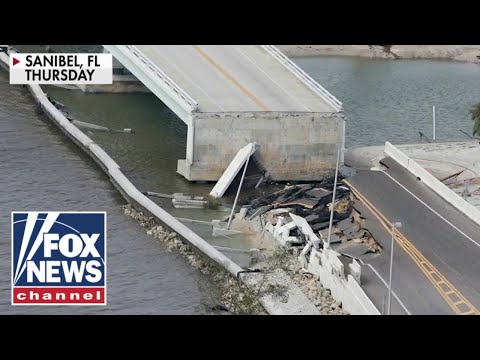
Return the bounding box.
[261,45,343,112]
[384,142,480,227]
[122,45,199,112]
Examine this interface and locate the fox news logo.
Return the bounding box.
[12,212,106,305]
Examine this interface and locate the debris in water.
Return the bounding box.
[172,193,209,209]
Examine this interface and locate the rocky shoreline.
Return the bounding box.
[122,204,346,315]
[278,45,480,63]
[288,261,346,314]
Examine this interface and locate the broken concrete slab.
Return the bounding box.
[172,198,209,209]
[283,215,293,224]
[175,217,214,226]
[250,185,310,209]
[172,193,209,208]
[273,217,287,238]
[305,188,332,198]
[294,184,316,190]
[281,198,321,209]
[264,222,275,234]
[254,176,264,189]
[264,208,292,226]
[319,232,341,244]
[312,221,335,232]
[284,221,298,232]
[334,243,370,258]
[356,252,381,262]
[238,207,248,221]
[220,214,232,222]
[289,213,321,249]
[352,207,365,227]
[209,143,258,198]
[336,218,355,232]
[276,187,312,204]
[304,214,320,223]
[319,228,333,240]
[344,227,365,240]
[269,208,293,215]
[264,216,303,247]
[259,214,265,230]
[248,214,264,234]
[213,245,252,254]
[142,191,174,199]
[249,205,273,220]
[299,243,312,269]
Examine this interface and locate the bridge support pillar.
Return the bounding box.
[177,111,345,182]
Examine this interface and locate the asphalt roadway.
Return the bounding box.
[344,158,480,315]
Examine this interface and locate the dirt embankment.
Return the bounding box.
[277,45,480,63]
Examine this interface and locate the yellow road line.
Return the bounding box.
[344,179,479,315]
[191,45,270,111]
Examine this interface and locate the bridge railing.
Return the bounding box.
[123,45,199,112]
[261,45,343,112]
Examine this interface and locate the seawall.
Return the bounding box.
[278,45,480,63]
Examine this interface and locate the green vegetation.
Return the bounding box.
[471,102,480,136]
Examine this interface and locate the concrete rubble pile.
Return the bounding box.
[247,183,351,233]
[237,180,381,255]
[224,177,383,314]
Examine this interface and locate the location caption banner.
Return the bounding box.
[9,53,113,85]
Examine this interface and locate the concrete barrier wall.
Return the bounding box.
[307,248,381,315]
[344,275,381,315]
[384,141,480,226]
[384,141,410,168]
[182,111,345,181]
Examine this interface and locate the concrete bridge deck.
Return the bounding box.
[134,45,336,113]
[103,45,344,182]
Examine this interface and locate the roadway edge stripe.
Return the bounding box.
[352,187,477,314]
[344,179,479,315]
[348,181,478,315]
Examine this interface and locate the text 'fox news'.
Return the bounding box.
[12,212,107,305]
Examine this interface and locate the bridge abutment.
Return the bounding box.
[177,111,345,182]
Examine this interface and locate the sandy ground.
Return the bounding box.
[278,45,480,63]
[345,140,480,208]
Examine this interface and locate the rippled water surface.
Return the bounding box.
[0,70,221,314]
[294,56,480,147]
